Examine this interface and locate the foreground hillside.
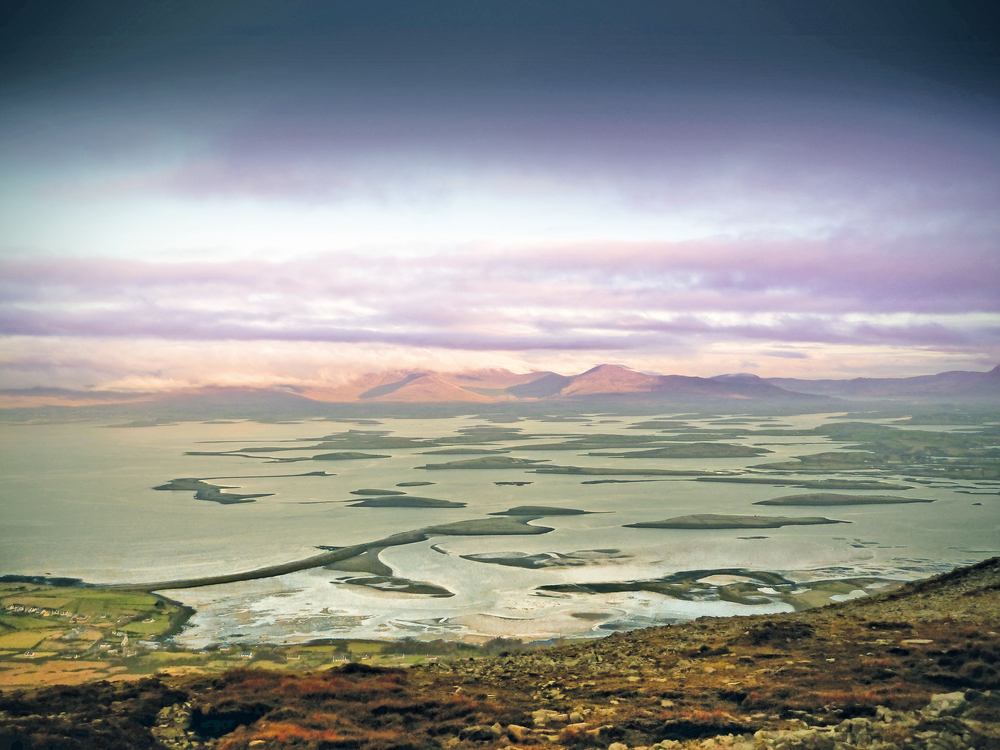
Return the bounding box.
[2,559,999,749]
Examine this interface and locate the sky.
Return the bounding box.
[1,1,999,392]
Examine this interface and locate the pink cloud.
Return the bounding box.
[2,237,997,362]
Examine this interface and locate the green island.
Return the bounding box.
[350,488,406,495]
[754,493,935,506]
[624,513,848,529]
[694,476,913,490]
[587,442,771,458]
[418,448,510,455]
[152,479,273,504]
[416,456,550,470]
[515,434,697,450]
[488,505,592,516]
[631,431,754,442]
[312,452,391,461]
[183,449,391,462]
[626,419,695,429]
[270,426,543,453]
[533,465,712,476]
[333,575,454,597]
[153,471,331,504]
[345,496,466,508]
[104,419,178,428]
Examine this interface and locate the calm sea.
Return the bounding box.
[2,414,996,645]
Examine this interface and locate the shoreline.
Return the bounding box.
[4,556,988,690]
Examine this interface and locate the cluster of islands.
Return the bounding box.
[2,407,998,692]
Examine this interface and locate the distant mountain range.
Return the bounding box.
[276,362,1000,404]
[765,365,1000,400]
[293,364,841,404]
[1,364,997,415]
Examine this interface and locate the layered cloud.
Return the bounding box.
[1,3,998,389]
[2,233,997,388]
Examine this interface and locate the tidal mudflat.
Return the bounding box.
[1,411,998,647]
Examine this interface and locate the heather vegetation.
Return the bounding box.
[2,559,999,749]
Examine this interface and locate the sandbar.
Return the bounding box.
[114,516,553,591]
[322,548,393,576]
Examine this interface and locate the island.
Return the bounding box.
[461,548,631,570]
[694,476,912,490]
[312,452,390,461]
[345,496,466,508]
[152,479,273,505]
[624,514,848,529]
[416,456,549,470]
[419,448,510,455]
[152,471,331,504]
[588,443,771,458]
[489,506,593,516]
[533,465,711,476]
[754,493,935,506]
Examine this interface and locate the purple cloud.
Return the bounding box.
[2,234,997,364]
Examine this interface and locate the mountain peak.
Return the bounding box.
[561,364,662,397]
[581,364,636,375]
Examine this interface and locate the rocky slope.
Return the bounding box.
[1,558,998,749]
